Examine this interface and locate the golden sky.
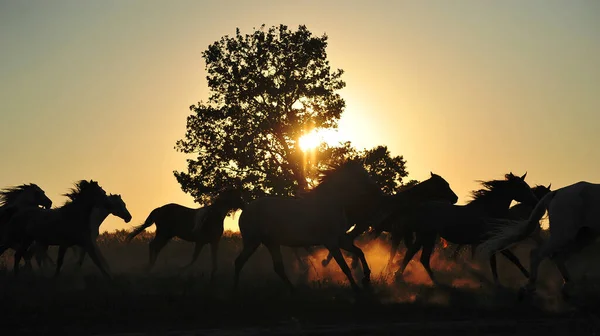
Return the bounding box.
[1,1,598,233]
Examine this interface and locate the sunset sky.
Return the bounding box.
[1,1,598,233]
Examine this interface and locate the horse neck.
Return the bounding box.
[90,207,111,229]
[393,184,433,203]
[466,188,513,216]
[58,197,98,220]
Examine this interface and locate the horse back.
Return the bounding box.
[239,197,347,246]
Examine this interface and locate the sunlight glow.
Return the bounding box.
[298,129,345,152]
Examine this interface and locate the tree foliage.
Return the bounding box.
[174,24,414,204]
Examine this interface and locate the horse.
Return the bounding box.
[449,183,552,260]
[233,159,388,294]
[0,180,112,277]
[477,181,600,299]
[395,172,539,286]
[30,193,132,271]
[320,172,459,272]
[125,188,244,283]
[0,183,53,269]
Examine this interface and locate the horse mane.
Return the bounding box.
[62,180,104,206]
[0,183,39,207]
[311,159,361,194]
[468,179,509,204]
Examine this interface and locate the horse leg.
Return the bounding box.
[385,231,402,274]
[265,243,295,292]
[181,242,205,270]
[84,241,111,279]
[489,253,500,285]
[552,252,571,283]
[339,239,371,287]
[233,240,260,293]
[500,249,530,279]
[419,235,439,285]
[148,235,169,271]
[321,251,334,267]
[54,245,67,278]
[76,247,87,268]
[209,239,220,285]
[396,234,423,280]
[520,238,560,298]
[326,245,361,292]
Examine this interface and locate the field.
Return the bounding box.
[2,230,600,335]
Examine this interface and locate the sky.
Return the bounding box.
[1,0,599,233]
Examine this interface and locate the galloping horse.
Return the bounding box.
[450,184,552,260]
[478,181,600,299]
[320,173,459,272]
[0,180,112,277]
[233,159,387,294]
[125,188,244,283]
[396,172,538,285]
[30,193,132,270]
[0,183,53,269]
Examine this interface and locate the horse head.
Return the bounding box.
[504,172,538,206]
[106,194,132,223]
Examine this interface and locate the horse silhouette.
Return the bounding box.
[125,188,244,283]
[233,159,388,294]
[396,172,538,285]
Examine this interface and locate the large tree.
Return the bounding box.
[175,24,413,204]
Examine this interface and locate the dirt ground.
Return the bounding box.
[2,231,600,335]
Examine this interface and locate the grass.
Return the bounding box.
[2,230,600,334]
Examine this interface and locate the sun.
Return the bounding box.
[298,132,322,152]
[298,128,344,152]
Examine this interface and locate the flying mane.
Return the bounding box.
[0,184,40,207]
[61,180,105,206]
[310,159,362,195]
[467,178,510,205]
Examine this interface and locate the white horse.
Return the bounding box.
[233,159,387,294]
[478,181,600,298]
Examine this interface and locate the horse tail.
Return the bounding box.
[125,208,159,243]
[477,191,556,257]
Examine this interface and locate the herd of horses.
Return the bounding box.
[0,159,598,302]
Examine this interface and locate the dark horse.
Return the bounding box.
[125,188,244,283]
[450,183,552,260]
[319,172,459,271]
[0,183,53,269]
[0,180,113,277]
[396,172,539,285]
[233,159,388,294]
[29,193,132,272]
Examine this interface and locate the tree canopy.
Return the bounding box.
[174,24,415,204]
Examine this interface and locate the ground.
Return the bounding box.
[2,231,600,335]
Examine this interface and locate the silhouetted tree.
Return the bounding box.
[174,24,414,203]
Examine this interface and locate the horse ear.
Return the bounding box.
[547,183,551,190]
[521,172,527,180]
[430,171,434,177]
